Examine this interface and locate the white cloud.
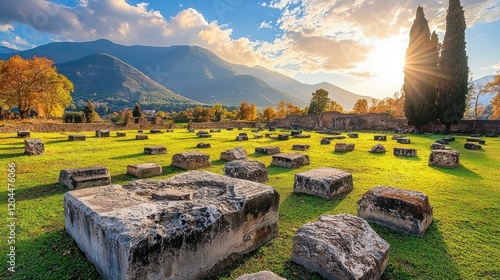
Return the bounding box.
[1,41,20,50]
[481,62,500,71]
[0,24,14,32]
[259,21,273,29]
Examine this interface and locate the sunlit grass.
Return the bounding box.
[0,129,499,279]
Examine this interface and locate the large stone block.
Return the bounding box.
[357,186,433,236]
[271,153,310,168]
[430,143,447,150]
[24,138,44,156]
[95,130,110,137]
[127,163,163,178]
[196,142,211,149]
[334,143,355,153]
[464,142,481,150]
[150,129,163,134]
[291,214,389,280]
[294,168,353,199]
[17,130,31,138]
[236,271,285,280]
[255,146,280,155]
[320,138,331,145]
[136,134,149,140]
[348,133,359,138]
[144,146,167,155]
[116,132,127,137]
[171,151,211,170]
[292,144,310,151]
[397,138,411,144]
[59,166,111,190]
[393,147,417,157]
[429,150,460,168]
[374,135,387,141]
[277,134,290,141]
[224,160,268,182]
[64,171,280,280]
[370,144,386,153]
[221,147,248,161]
[68,134,86,141]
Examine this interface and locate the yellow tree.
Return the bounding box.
[262,106,276,121]
[352,98,368,114]
[328,101,344,112]
[0,55,73,118]
[485,74,500,119]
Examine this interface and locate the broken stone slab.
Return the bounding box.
[254,134,263,139]
[236,271,285,280]
[430,143,447,150]
[464,142,482,150]
[292,144,310,151]
[24,138,45,156]
[278,134,290,141]
[136,134,148,140]
[255,146,280,155]
[95,130,110,137]
[397,138,411,144]
[320,138,331,145]
[150,129,163,134]
[68,134,86,141]
[196,142,211,148]
[374,135,387,141]
[116,132,127,137]
[58,166,111,190]
[17,130,31,138]
[127,163,163,179]
[294,168,353,199]
[394,147,417,157]
[224,160,269,182]
[348,133,359,138]
[220,147,248,161]
[428,150,460,168]
[291,214,389,280]
[64,171,280,280]
[334,143,355,153]
[144,146,167,155]
[370,144,386,153]
[171,151,211,170]
[271,153,310,168]
[357,186,433,236]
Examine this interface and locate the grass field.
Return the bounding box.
[0,128,499,279]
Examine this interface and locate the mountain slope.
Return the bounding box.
[58,53,200,111]
[0,46,17,54]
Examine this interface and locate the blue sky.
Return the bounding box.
[0,0,499,99]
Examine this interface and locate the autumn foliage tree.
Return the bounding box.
[0,55,73,118]
[276,100,303,118]
[328,101,344,112]
[262,106,277,121]
[485,74,500,119]
[238,102,257,120]
[307,88,330,115]
[352,98,369,114]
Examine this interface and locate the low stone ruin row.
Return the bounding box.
[64,171,280,280]
[58,166,111,190]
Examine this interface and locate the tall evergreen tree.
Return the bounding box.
[307,88,330,115]
[437,0,468,131]
[132,102,142,117]
[403,6,439,133]
[83,100,100,123]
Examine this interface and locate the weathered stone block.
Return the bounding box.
[255,146,280,155]
[348,133,359,138]
[254,134,263,139]
[95,130,110,137]
[68,134,86,141]
[24,138,44,155]
[64,171,280,280]
[334,143,355,153]
[138,130,143,133]
[220,147,248,161]
[327,131,342,135]
[436,139,447,145]
[236,271,285,280]
[227,127,234,131]
[291,214,389,280]
[271,153,310,168]
[116,132,127,137]
[392,135,403,140]
[136,134,148,140]
[127,163,163,178]
[144,146,167,155]
[236,135,249,141]
[466,137,483,143]
[268,127,276,131]
[430,143,446,150]
[224,160,268,182]
[278,134,290,141]
[370,144,386,153]
[166,129,174,132]
[292,144,310,151]
[252,129,260,133]
[196,142,211,148]
[326,135,346,140]
[294,168,353,199]
[320,138,331,145]
[358,186,433,236]
[397,138,411,144]
[210,129,221,133]
[443,137,455,142]
[58,166,111,190]
[394,147,417,157]
[171,151,211,170]
[374,135,387,141]
[464,142,482,150]
[150,129,163,134]
[291,130,302,136]
[293,134,311,138]
[428,150,460,168]
[17,130,31,138]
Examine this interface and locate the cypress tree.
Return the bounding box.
[132,102,142,117]
[403,6,438,133]
[437,0,468,132]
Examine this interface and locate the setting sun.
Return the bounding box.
[365,37,407,83]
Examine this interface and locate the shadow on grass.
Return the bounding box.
[8,182,67,202]
[431,165,482,179]
[0,152,26,159]
[211,159,227,167]
[267,166,300,175]
[249,153,274,158]
[110,153,146,160]
[45,139,72,145]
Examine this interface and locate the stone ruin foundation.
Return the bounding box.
[171,151,211,170]
[255,146,281,155]
[144,146,167,155]
[136,134,149,140]
[220,147,248,161]
[291,214,389,280]
[357,186,433,236]
[24,138,44,156]
[95,130,110,137]
[64,171,280,280]
[224,160,269,183]
[370,144,386,153]
[394,147,417,157]
[58,166,111,190]
[334,143,355,153]
[294,167,353,199]
[271,153,310,168]
[127,163,163,178]
[428,150,460,168]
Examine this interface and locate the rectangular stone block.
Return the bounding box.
[24,138,44,155]
[429,150,460,168]
[95,130,110,137]
[64,171,279,280]
[254,134,263,139]
[144,146,167,155]
[136,134,148,140]
[374,135,387,141]
[150,129,163,134]
[294,168,353,199]
[59,166,111,190]
[394,147,417,157]
[171,151,211,170]
[292,144,310,151]
[17,130,31,138]
[255,146,280,155]
[271,153,310,168]
[334,143,355,152]
[277,134,290,141]
[68,134,86,141]
[116,132,127,137]
[127,163,163,178]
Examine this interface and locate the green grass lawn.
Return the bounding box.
[0,129,499,279]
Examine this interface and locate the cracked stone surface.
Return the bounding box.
[294,168,353,199]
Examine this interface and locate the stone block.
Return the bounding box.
[252,129,260,133]
[236,135,249,141]
[144,146,167,155]
[327,131,342,135]
[236,271,285,280]
[95,130,110,137]
[278,134,289,141]
[470,133,481,137]
[428,150,460,168]
[171,151,211,170]
[210,129,221,133]
[326,136,346,140]
[268,127,276,131]
[150,129,163,134]
[58,166,111,190]
[430,143,446,150]
[196,142,211,148]
[227,127,234,131]
[291,130,302,136]
[136,134,148,140]
[392,135,403,140]
[24,138,45,156]
[334,143,355,153]
[220,147,248,161]
[464,142,481,150]
[443,137,455,142]
[224,160,268,182]
[255,146,280,155]
[17,130,31,138]
[292,144,310,151]
[127,163,163,178]
[370,144,386,153]
[436,139,447,145]
[394,147,417,157]
[466,137,483,143]
[320,138,331,145]
[294,168,353,199]
[357,186,433,236]
[291,214,389,280]
[271,153,310,168]
[348,133,359,138]
[64,171,280,280]
[68,134,86,141]
[397,138,411,144]
[293,134,311,138]
[138,130,143,133]
[116,132,127,137]
[166,129,174,132]
[374,135,387,141]
[254,134,263,139]
[188,128,195,133]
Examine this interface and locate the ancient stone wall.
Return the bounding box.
[0,121,176,133]
[421,120,500,134]
[187,121,259,130]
